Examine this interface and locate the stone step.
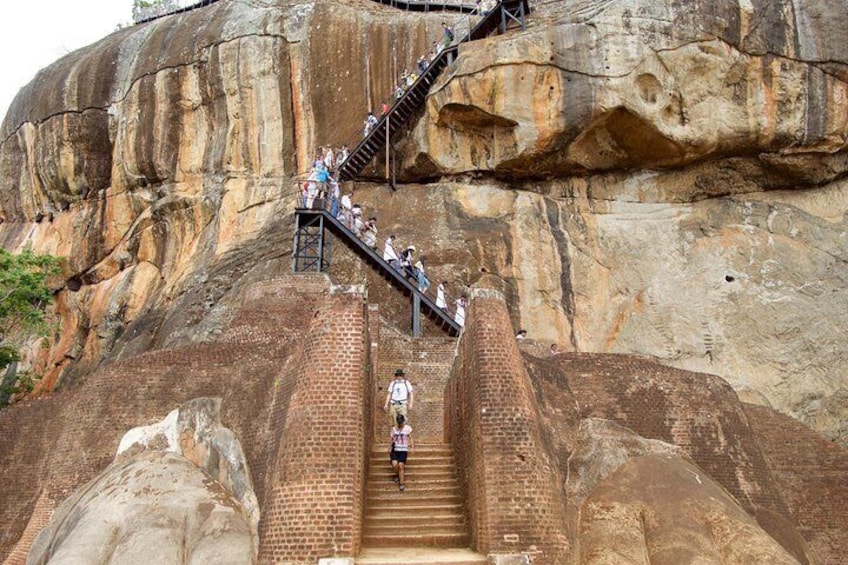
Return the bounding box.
[366,503,465,517]
[369,456,455,466]
[367,492,462,506]
[362,531,470,549]
[371,452,454,465]
[371,444,452,455]
[367,482,460,495]
[365,513,465,530]
[369,468,456,479]
[368,479,459,491]
[355,547,487,565]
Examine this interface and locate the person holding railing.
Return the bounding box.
[414,257,431,293]
[454,295,468,327]
[351,204,364,237]
[340,190,353,227]
[436,281,448,311]
[441,21,455,48]
[363,217,378,249]
[384,235,400,269]
[364,111,378,135]
[400,246,417,280]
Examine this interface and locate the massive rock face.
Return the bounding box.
[0,0,845,451]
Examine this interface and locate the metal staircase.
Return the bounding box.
[337,0,530,182]
[370,0,478,13]
[292,0,531,337]
[292,206,462,337]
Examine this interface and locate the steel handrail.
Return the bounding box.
[291,181,468,325]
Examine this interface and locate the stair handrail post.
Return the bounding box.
[385,113,391,187]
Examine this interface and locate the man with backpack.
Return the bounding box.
[442,22,455,48]
[384,368,414,426]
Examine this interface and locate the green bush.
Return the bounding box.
[0,248,60,407]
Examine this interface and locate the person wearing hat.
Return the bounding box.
[384,368,414,426]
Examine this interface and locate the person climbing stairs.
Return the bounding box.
[358,443,487,564]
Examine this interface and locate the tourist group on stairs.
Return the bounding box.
[299,151,469,329]
[363,20,456,137]
[295,4,517,329]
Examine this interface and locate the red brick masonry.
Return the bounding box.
[446,288,571,563]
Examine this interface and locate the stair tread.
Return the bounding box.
[366,512,465,521]
[363,532,470,549]
[356,547,486,565]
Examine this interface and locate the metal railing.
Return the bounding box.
[291,179,469,330]
[133,0,222,25]
[321,5,490,181]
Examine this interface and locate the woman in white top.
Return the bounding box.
[323,146,334,171]
[454,295,467,328]
[389,414,413,492]
[363,218,378,248]
[383,235,399,268]
[436,281,447,310]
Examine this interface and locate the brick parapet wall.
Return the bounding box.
[446,289,570,563]
[373,321,457,442]
[2,491,55,565]
[744,404,848,565]
[0,275,370,564]
[258,286,370,563]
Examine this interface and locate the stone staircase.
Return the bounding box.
[358,443,485,564]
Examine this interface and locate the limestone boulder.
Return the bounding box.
[27,451,254,565]
[117,396,260,544]
[26,397,259,564]
[578,454,800,565]
[566,418,687,508]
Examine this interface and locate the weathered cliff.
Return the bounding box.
[0,0,845,445]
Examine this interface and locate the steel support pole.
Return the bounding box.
[412,292,421,337]
[292,213,302,273]
[386,114,391,186]
[317,214,326,272]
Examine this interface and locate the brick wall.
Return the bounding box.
[0,275,372,564]
[2,492,55,565]
[446,288,571,563]
[745,404,848,565]
[258,284,370,563]
[372,321,457,443]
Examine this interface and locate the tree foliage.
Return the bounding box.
[0,248,60,369]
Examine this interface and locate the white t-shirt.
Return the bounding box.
[384,241,398,262]
[388,379,412,402]
[436,284,446,308]
[391,424,413,451]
